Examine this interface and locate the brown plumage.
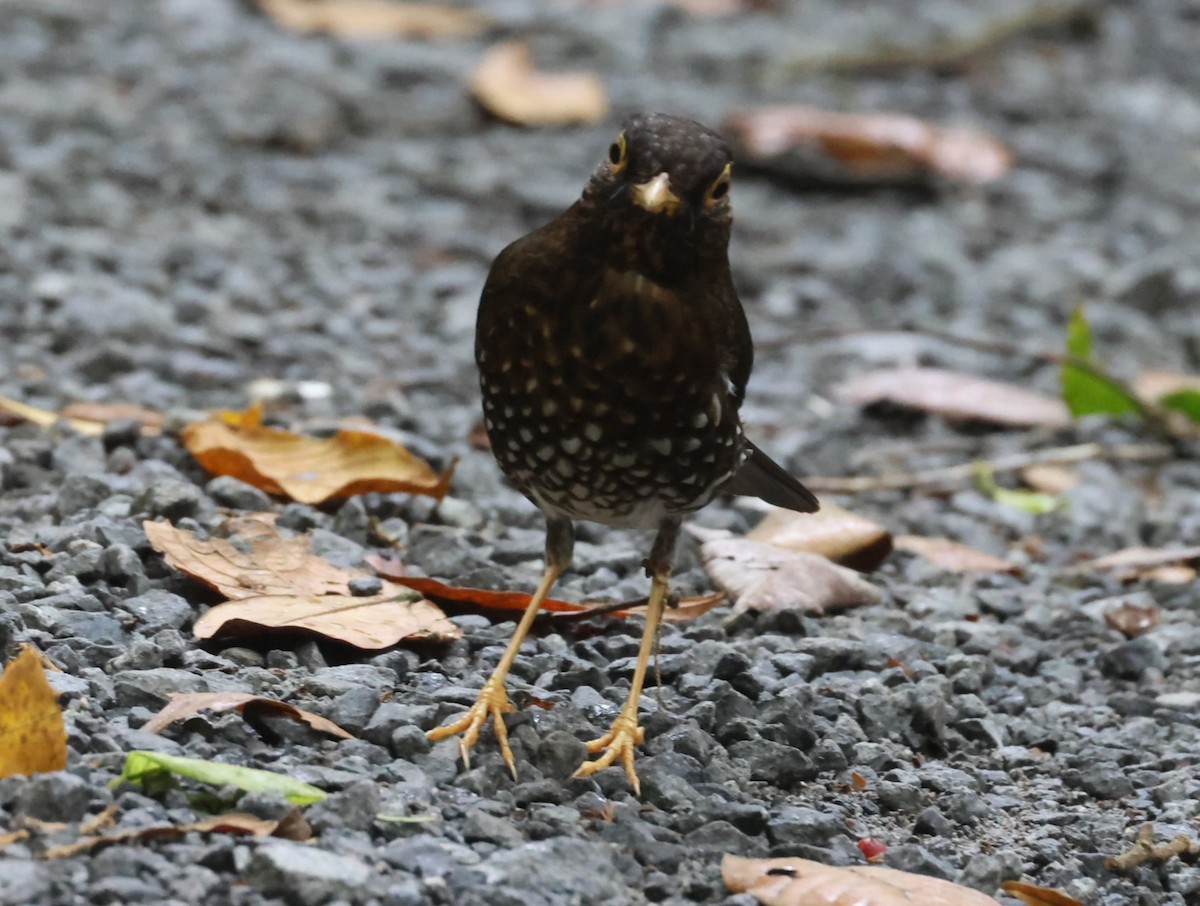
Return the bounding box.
[429,113,818,793]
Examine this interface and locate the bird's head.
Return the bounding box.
[582,113,734,282]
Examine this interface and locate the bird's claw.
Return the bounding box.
[572,710,646,794]
[426,677,518,778]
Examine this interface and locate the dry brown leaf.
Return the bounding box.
[470,41,609,127]
[1021,464,1079,495]
[722,854,1002,906]
[144,692,354,739]
[256,0,487,39]
[1083,545,1200,576]
[43,810,309,860]
[1102,601,1162,639]
[748,503,893,572]
[894,535,1016,574]
[658,591,726,623]
[180,406,452,505]
[1139,564,1196,585]
[145,518,460,648]
[832,367,1069,428]
[1133,370,1200,403]
[0,646,67,779]
[723,106,1012,187]
[59,402,163,432]
[1001,880,1084,906]
[692,528,882,615]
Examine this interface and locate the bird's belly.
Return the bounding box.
[480,358,743,527]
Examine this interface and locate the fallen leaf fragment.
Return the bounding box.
[0,829,30,850]
[748,502,893,572]
[723,105,1012,188]
[375,569,591,615]
[470,41,609,126]
[43,809,311,860]
[975,466,1062,515]
[145,518,460,648]
[255,0,487,39]
[722,854,1002,905]
[832,367,1069,428]
[1101,601,1161,639]
[180,405,452,505]
[0,646,67,779]
[691,527,882,615]
[894,535,1016,574]
[1001,881,1084,906]
[1021,464,1079,495]
[144,692,354,739]
[0,395,161,437]
[1133,370,1200,404]
[114,751,327,806]
[1084,545,1200,576]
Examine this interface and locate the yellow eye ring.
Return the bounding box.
[607,132,628,174]
[705,163,732,207]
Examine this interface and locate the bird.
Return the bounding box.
[427,113,819,794]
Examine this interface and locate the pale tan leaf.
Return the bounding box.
[194,592,458,649]
[748,503,892,572]
[0,395,104,436]
[470,41,609,127]
[1021,464,1079,495]
[723,106,1012,187]
[1102,601,1161,639]
[1084,545,1200,572]
[144,692,354,739]
[180,406,452,505]
[1001,880,1084,906]
[0,646,67,779]
[692,529,882,615]
[255,0,487,39]
[894,535,1016,574]
[832,367,1069,428]
[1133,370,1200,403]
[722,854,1002,906]
[1139,565,1196,585]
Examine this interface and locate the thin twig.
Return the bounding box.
[805,442,1171,494]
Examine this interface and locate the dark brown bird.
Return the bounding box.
[428,113,818,793]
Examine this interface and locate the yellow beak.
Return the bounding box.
[630,172,681,215]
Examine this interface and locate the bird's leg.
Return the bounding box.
[427,517,573,779]
[573,517,679,795]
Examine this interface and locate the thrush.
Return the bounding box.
[428,113,819,793]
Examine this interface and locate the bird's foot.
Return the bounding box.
[572,709,646,794]
[426,677,517,778]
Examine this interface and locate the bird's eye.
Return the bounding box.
[704,163,732,207]
[607,133,628,174]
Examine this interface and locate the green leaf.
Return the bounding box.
[113,751,327,806]
[1160,389,1200,424]
[1060,306,1142,418]
[975,466,1062,515]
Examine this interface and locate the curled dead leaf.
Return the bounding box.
[470,41,609,126]
[1083,545,1200,585]
[144,692,354,739]
[0,646,67,779]
[723,105,1012,188]
[1000,880,1084,906]
[722,854,1002,906]
[0,396,161,437]
[180,405,452,505]
[832,367,1069,428]
[691,527,882,615]
[1102,601,1161,639]
[748,503,892,572]
[255,0,487,39]
[894,535,1017,575]
[1021,464,1079,495]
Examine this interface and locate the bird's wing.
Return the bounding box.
[719,269,752,408]
[725,440,820,513]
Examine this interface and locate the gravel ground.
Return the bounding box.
[2,1,1199,904]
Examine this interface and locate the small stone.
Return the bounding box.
[535,730,587,782]
[1065,763,1135,800]
[54,474,114,516]
[306,780,380,833]
[329,686,380,735]
[132,480,204,521]
[348,576,383,597]
[1098,637,1166,679]
[728,739,816,787]
[462,809,524,846]
[205,476,273,511]
[14,772,92,822]
[119,590,193,632]
[913,806,955,837]
[957,852,1021,894]
[884,843,956,880]
[767,806,845,848]
[244,840,372,906]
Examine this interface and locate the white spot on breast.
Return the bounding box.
[569,397,584,413]
[612,452,636,468]
[484,418,495,430]
[569,483,590,500]
[525,378,538,392]
[650,438,672,456]
[561,437,582,455]
[692,411,708,428]
[503,406,515,418]
[542,400,557,417]
[584,423,603,441]
[709,392,723,422]
[620,338,636,353]
[501,360,512,373]
[555,459,574,477]
[681,437,702,452]
[519,427,534,442]
[536,444,554,461]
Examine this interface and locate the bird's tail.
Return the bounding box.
[725,441,819,513]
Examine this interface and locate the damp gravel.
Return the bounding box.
[1,1,1199,905]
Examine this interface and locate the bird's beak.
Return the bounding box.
[630,172,681,216]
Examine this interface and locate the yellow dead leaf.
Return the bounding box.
[748,503,893,572]
[894,535,1017,574]
[144,692,354,739]
[180,407,453,505]
[470,41,609,127]
[1001,880,1084,906]
[144,518,461,648]
[255,0,487,39]
[0,647,68,779]
[722,854,1002,906]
